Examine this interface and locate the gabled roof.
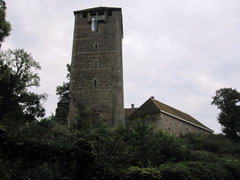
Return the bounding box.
[128,97,213,133]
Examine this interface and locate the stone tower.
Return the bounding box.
[68,7,125,127]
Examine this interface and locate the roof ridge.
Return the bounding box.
[150,97,161,110]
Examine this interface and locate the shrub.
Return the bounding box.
[127,166,161,180]
[220,160,240,180]
[159,161,233,180]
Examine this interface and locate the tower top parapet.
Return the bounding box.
[74,7,122,14]
[73,6,123,38]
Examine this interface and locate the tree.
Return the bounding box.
[0,0,11,46]
[211,88,240,142]
[0,49,47,126]
[56,64,70,100]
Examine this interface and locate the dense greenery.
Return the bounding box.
[212,88,240,142]
[0,49,47,135]
[0,124,94,180]
[1,117,240,179]
[0,0,11,46]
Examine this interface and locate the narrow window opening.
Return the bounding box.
[91,17,98,32]
[168,127,171,130]
[94,60,99,67]
[93,79,98,87]
[94,43,99,50]
[83,13,87,18]
[108,11,112,16]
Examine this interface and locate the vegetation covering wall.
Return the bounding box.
[1,118,240,180]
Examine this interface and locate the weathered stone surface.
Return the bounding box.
[55,97,69,125]
[68,7,125,127]
[151,113,211,136]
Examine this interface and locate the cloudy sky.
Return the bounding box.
[3,0,240,133]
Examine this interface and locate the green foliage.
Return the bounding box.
[157,161,240,180]
[221,160,240,180]
[2,104,240,179]
[116,120,188,167]
[159,161,224,180]
[0,0,11,45]
[75,117,190,170]
[56,64,70,100]
[0,49,47,134]
[2,114,240,179]
[182,133,240,154]
[127,166,161,180]
[212,88,240,142]
[0,121,94,180]
[181,133,240,162]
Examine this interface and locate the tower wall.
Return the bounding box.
[68,7,125,127]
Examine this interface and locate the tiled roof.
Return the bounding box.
[124,108,138,118]
[128,97,213,132]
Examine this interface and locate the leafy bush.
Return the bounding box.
[126,166,161,180]
[181,133,240,156]
[220,160,240,180]
[0,125,94,180]
[2,115,240,179]
[160,161,225,180]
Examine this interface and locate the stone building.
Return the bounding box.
[67,7,125,127]
[126,97,213,136]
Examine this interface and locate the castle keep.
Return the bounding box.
[68,7,125,127]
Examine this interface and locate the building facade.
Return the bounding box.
[127,97,213,136]
[68,7,125,127]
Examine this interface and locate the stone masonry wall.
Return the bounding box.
[68,8,125,127]
[147,113,211,136]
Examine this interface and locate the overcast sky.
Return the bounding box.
[3,0,240,133]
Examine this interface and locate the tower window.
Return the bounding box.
[93,78,98,87]
[94,60,99,67]
[98,11,104,16]
[108,11,112,16]
[83,13,87,18]
[91,17,98,32]
[94,43,99,50]
[90,12,96,16]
